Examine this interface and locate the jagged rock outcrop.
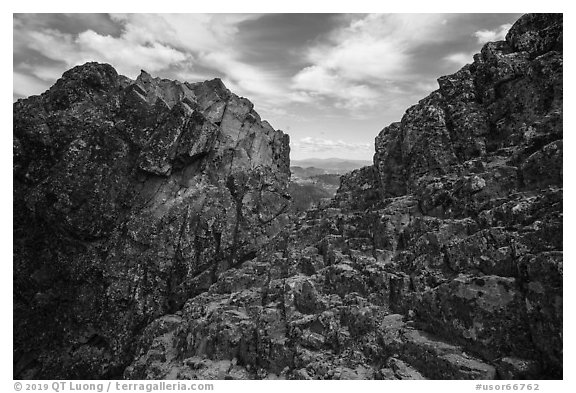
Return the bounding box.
[14,64,290,378]
[14,13,562,381]
[334,12,563,377]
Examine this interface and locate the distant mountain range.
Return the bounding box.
[290,166,328,178]
[291,158,372,173]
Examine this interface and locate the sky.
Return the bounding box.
[13,13,523,160]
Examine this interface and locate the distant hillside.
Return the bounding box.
[310,173,341,186]
[290,166,328,178]
[288,182,332,213]
[289,159,369,212]
[289,171,342,213]
[291,158,372,173]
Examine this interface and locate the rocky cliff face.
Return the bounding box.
[14,65,290,378]
[331,12,563,378]
[14,13,562,380]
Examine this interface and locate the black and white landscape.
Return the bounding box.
[13,13,562,380]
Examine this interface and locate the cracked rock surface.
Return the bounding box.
[14,65,290,379]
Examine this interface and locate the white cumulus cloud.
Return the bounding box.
[474,23,513,44]
[444,52,475,66]
[291,13,454,110]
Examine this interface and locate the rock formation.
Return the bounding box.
[333,12,562,378]
[14,65,290,378]
[13,13,562,380]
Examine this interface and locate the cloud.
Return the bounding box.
[444,52,475,66]
[14,13,522,137]
[291,13,454,110]
[474,23,512,44]
[111,14,289,103]
[203,51,288,102]
[109,14,260,54]
[18,62,66,82]
[445,23,513,67]
[292,65,381,110]
[77,31,188,73]
[13,14,289,103]
[20,27,189,78]
[13,72,51,99]
[291,136,372,154]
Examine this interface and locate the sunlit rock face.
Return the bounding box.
[13,63,291,378]
[14,13,562,380]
